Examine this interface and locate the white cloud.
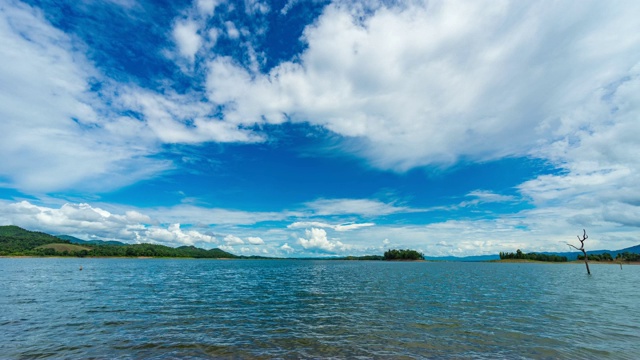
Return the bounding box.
[280,243,294,253]
[147,223,217,246]
[280,0,299,15]
[224,234,244,245]
[2,198,638,257]
[204,0,640,171]
[305,198,414,216]
[118,87,262,144]
[244,0,270,15]
[247,236,265,245]
[0,200,219,247]
[218,244,235,253]
[225,21,240,39]
[196,0,219,17]
[297,228,350,253]
[460,190,517,207]
[0,2,169,193]
[288,221,374,231]
[173,20,202,62]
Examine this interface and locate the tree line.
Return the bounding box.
[578,252,640,262]
[383,249,424,260]
[7,243,237,259]
[499,249,568,262]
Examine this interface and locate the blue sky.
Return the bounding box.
[1,0,639,257]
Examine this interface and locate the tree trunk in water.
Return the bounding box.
[582,249,590,275]
[568,230,591,275]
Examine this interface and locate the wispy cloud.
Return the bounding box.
[0,2,170,193]
[202,0,640,172]
[288,221,374,231]
[459,190,518,207]
[304,198,417,217]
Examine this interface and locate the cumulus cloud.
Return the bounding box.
[224,234,245,245]
[280,243,294,253]
[247,236,265,245]
[0,201,218,247]
[225,21,240,39]
[146,223,216,246]
[204,0,640,171]
[515,68,640,232]
[196,0,219,17]
[173,20,202,62]
[297,228,349,253]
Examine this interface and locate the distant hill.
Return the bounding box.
[0,225,62,240]
[0,225,236,258]
[57,235,126,246]
[423,254,500,262]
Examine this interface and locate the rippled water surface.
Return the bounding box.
[1,259,639,359]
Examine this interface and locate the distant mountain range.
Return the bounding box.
[2,225,639,260]
[56,235,127,246]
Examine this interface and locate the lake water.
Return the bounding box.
[1,259,638,359]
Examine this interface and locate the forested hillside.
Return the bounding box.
[0,225,236,258]
[0,225,72,255]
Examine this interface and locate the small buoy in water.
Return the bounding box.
[79,266,83,271]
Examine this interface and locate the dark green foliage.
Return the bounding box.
[0,225,236,258]
[499,250,567,262]
[383,249,424,260]
[577,253,614,261]
[615,252,640,261]
[81,243,237,258]
[341,255,385,260]
[0,225,71,255]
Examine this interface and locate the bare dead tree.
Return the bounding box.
[567,229,590,275]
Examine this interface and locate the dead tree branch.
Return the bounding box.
[567,229,590,275]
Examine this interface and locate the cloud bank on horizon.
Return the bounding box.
[0,0,639,256]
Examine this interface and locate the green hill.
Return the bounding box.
[0,225,72,255]
[1,225,237,259]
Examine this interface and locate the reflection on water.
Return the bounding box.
[1,259,638,359]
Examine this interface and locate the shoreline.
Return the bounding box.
[1,256,638,264]
[491,259,639,265]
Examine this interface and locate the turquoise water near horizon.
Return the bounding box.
[1,258,638,359]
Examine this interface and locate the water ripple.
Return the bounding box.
[0,259,638,358]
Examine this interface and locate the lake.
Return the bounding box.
[1,258,638,359]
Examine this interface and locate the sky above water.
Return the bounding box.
[1,0,639,257]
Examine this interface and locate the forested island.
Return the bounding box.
[499,250,568,262]
[383,249,424,260]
